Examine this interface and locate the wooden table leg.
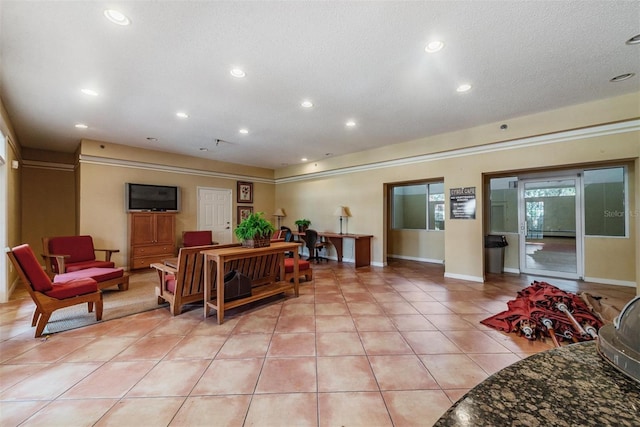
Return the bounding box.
[216,262,225,324]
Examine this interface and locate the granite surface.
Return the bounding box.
[435,341,640,427]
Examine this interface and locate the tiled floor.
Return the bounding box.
[0,259,635,426]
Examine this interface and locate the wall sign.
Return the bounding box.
[450,187,476,219]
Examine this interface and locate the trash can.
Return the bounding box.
[484,235,508,273]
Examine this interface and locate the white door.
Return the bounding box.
[197,187,232,244]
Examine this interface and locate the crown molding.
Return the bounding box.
[78,155,275,184]
[276,119,640,184]
[22,159,75,171]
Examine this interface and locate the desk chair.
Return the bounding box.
[304,229,327,263]
[280,226,294,257]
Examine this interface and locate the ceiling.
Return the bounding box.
[1,1,638,170]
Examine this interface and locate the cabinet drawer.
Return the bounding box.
[132,245,176,257]
[131,255,173,270]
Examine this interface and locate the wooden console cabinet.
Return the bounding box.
[129,212,176,270]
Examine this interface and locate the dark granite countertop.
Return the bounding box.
[435,341,640,427]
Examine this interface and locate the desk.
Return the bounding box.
[435,341,640,426]
[201,241,301,324]
[293,231,373,268]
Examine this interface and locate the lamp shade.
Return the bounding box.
[273,208,286,217]
[334,206,351,217]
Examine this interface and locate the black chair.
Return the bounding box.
[280,226,294,257]
[304,229,327,263]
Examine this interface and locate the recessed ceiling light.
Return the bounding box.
[75,123,88,129]
[456,83,472,93]
[146,137,158,142]
[103,9,130,26]
[345,120,356,127]
[301,100,313,108]
[199,147,208,151]
[239,128,249,134]
[610,73,635,82]
[230,68,246,78]
[425,40,444,53]
[301,158,308,162]
[81,88,99,96]
[176,112,189,118]
[625,34,640,45]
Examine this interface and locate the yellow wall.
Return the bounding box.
[77,140,276,268]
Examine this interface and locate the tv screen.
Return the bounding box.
[126,183,180,212]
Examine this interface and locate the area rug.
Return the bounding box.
[43,271,167,335]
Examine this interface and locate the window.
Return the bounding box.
[584,167,626,237]
[392,182,445,231]
[488,177,518,233]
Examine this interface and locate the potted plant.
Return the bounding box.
[235,212,276,248]
[294,218,311,232]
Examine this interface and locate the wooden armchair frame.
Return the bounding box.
[7,245,103,337]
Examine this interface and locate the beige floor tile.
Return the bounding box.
[7,337,91,363]
[383,390,453,426]
[359,331,414,355]
[163,334,228,359]
[216,333,271,358]
[443,330,512,353]
[420,354,489,389]
[112,335,183,361]
[424,314,479,330]
[346,302,384,316]
[20,398,117,426]
[268,332,316,357]
[245,393,318,427]
[315,302,349,316]
[126,359,210,397]
[94,397,185,427]
[233,315,278,334]
[352,315,396,332]
[369,355,439,390]
[0,401,49,426]
[317,356,378,392]
[316,332,365,356]
[443,388,470,404]
[255,357,317,393]
[191,358,263,395]
[388,314,438,331]
[468,352,521,375]
[318,392,393,427]
[59,336,139,362]
[0,363,48,393]
[314,315,356,332]
[170,395,251,426]
[410,301,455,315]
[401,330,462,354]
[61,360,157,399]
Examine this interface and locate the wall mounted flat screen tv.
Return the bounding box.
[125,183,180,212]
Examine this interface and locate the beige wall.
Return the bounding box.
[275,93,639,287]
[77,140,276,269]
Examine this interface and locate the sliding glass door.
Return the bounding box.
[518,176,583,279]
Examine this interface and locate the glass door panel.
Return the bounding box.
[519,177,582,279]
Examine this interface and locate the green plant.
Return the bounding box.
[234,212,276,241]
[294,218,311,228]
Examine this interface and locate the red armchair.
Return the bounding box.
[42,235,118,278]
[7,244,103,337]
[182,230,215,247]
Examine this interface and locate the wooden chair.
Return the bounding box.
[151,243,239,315]
[42,235,118,279]
[7,244,103,337]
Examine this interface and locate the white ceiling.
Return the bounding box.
[1,1,638,170]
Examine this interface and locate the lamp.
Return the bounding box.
[335,206,351,235]
[273,208,286,228]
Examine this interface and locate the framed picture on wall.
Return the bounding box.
[237,206,253,224]
[237,181,253,203]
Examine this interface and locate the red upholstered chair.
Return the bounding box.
[42,235,118,279]
[182,230,215,247]
[284,257,313,282]
[7,244,103,337]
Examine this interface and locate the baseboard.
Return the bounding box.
[444,272,485,283]
[583,276,637,288]
[387,254,444,264]
[503,267,520,274]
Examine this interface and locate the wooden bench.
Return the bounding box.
[202,241,302,324]
[151,243,240,315]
